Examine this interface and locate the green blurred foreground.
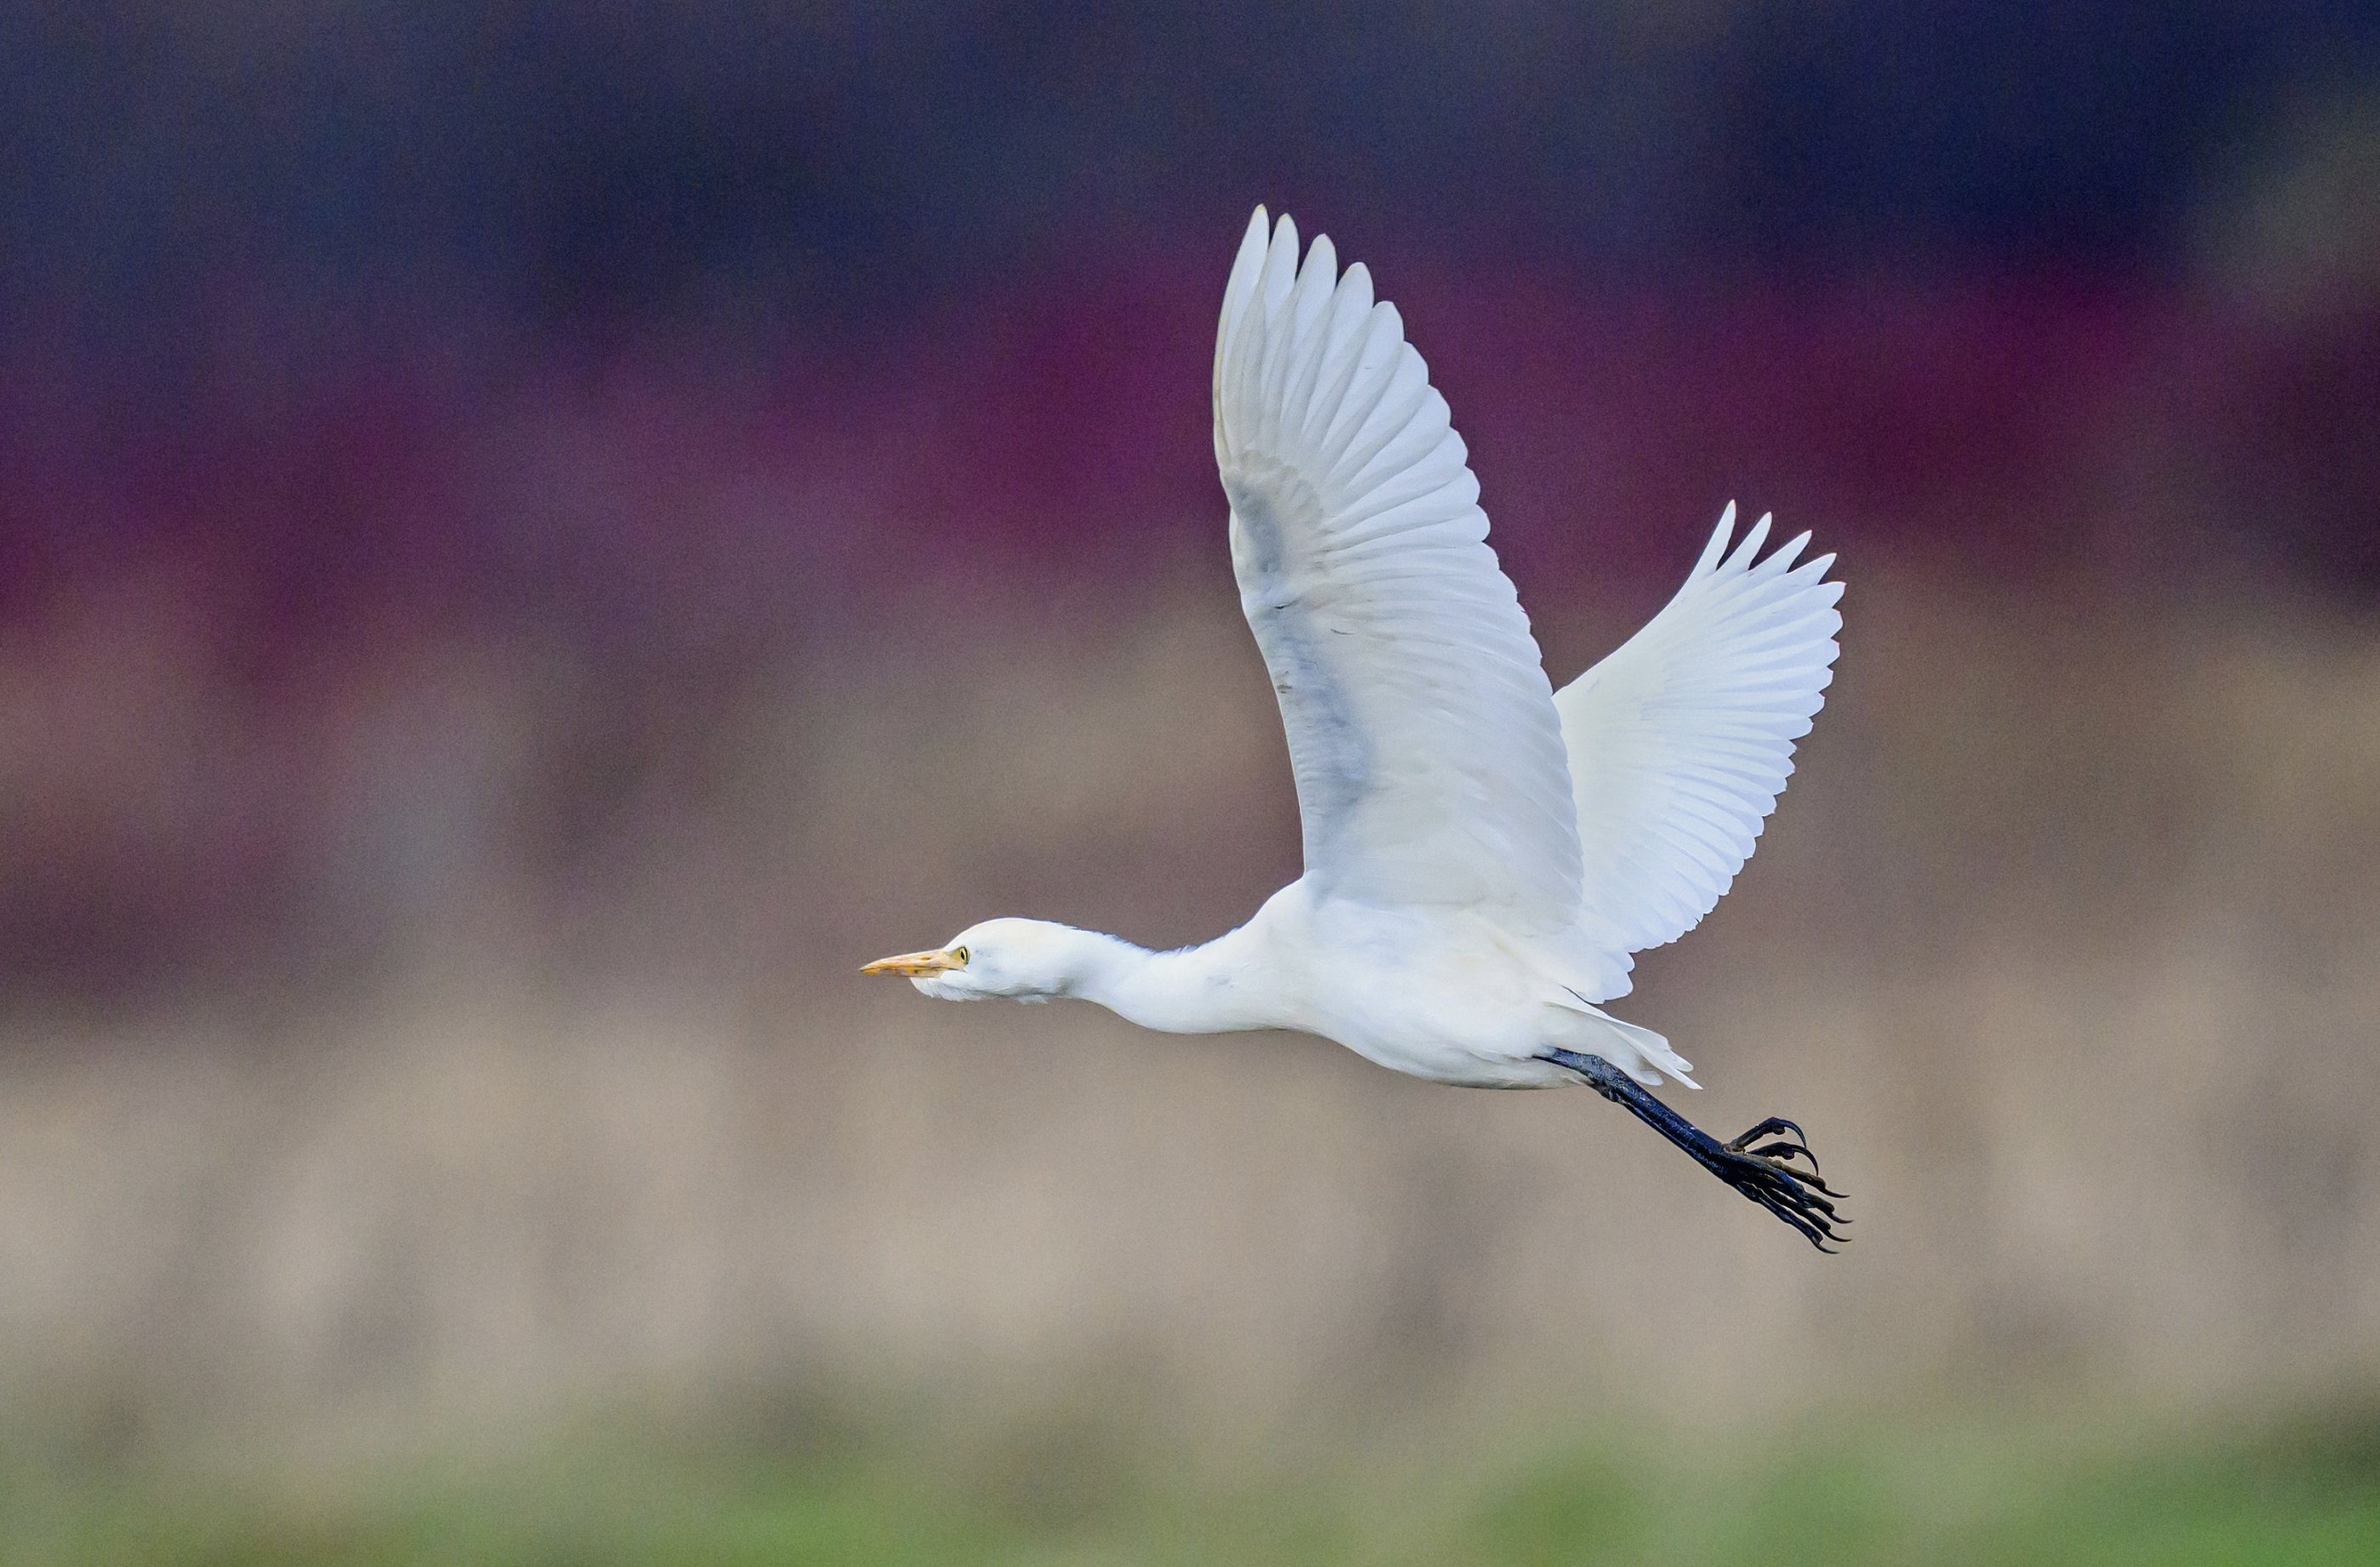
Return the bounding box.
[8,1403,2380,1566]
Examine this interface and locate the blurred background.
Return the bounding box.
[5,3,2380,1560]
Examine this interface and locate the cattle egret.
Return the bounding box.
[866,209,1848,1249]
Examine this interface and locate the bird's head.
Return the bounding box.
[861,917,1098,1002]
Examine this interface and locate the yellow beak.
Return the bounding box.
[860,948,963,978]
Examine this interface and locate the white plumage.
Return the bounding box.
[867,209,1850,1247]
[1561,504,1844,979]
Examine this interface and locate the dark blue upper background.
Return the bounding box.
[6,1,2374,334]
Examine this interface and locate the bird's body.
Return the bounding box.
[941,886,1639,1088]
[868,209,1850,1246]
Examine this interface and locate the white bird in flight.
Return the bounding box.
[867,209,1848,1248]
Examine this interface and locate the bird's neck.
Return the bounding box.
[1065,928,1256,1035]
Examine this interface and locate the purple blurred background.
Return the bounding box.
[6,2,2377,1000]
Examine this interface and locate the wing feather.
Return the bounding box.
[1556,504,1844,974]
[1214,209,1584,931]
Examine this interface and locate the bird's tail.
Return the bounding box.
[1550,994,1699,1089]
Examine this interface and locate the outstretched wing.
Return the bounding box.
[1556,505,1843,968]
[1213,209,1582,931]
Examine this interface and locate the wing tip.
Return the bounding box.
[1696,502,1738,573]
[1701,508,1851,605]
[1725,513,1775,570]
[1221,207,1277,338]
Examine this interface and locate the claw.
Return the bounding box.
[1730,1117,1847,1197]
[1728,1116,1810,1150]
[1742,1144,1846,1196]
[1703,1133,1851,1249]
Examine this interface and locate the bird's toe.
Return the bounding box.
[1709,1134,1850,1252]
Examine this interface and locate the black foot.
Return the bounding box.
[1708,1116,1850,1252]
[1538,1050,1851,1252]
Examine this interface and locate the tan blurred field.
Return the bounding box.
[3,561,2377,1488]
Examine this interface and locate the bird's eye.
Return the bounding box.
[952,945,970,965]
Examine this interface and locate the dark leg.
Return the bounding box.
[1539,1048,1850,1252]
